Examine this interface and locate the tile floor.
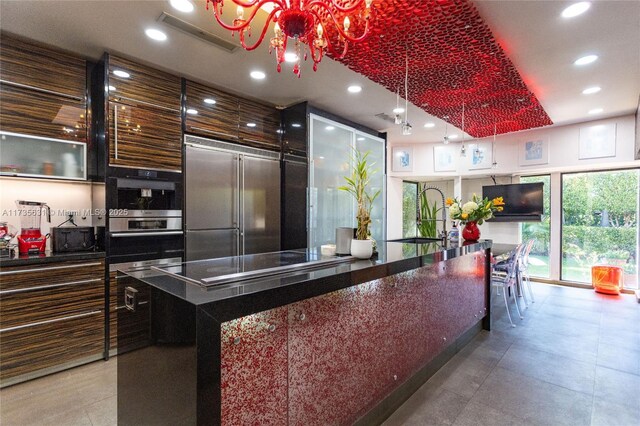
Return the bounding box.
[0,282,638,426]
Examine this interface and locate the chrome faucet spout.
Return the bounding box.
[417,185,447,241]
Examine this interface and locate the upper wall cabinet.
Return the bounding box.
[238,100,281,150]
[0,33,86,99]
[185,80,239,142]
[185,80,280,151]
[106,56,182,171]
[108,56,181,111]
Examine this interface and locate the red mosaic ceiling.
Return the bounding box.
[330,0,553,137]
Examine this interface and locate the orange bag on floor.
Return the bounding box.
[592,265,623,295]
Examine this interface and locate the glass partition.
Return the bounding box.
[561,169,638,289]
[308,115,386,248]
[0,132,86,180]
[520,175,551,278]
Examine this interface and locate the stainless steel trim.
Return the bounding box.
[151,256,355,288]
[110,231,183,238]
[107,163,182,173]
[240,155,245,257]
[185,135,280,160]
[109,217,182,232]
[0,262,102,276]
[0,279,102,295]
[111,95,178,112]
[0,310,102,333]
[0,80,85,101]
[111,210,182,218]
[109,257,183,272]
[114,103,118,159]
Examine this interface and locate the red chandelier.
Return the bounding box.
[206,0,375,77]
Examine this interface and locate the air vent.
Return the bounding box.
[158,12,238,53]
[375,112,396,124]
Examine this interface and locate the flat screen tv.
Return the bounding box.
[482,182,544,222]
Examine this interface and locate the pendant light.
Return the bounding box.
[491,123,498,168]
[402,53,412,136]
[393,89,403,124]
[460,102,467,156]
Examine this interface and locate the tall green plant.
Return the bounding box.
[338,148,381,240]
[417,191,441,238]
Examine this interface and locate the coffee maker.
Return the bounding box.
[16,200,51,254]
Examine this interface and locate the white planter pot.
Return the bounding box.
[350,239,373,259]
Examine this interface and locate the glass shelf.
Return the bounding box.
[0,131,86,180]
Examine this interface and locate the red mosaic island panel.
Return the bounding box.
[220,252,487,425]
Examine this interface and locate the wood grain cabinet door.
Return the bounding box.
[0,83,88,142]
[108,100,182,171]
[238,100,281,150]
[0,32,86,99]
[108,56,181,111]
[184,80,239,142]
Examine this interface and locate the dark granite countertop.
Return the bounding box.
[122,240,492,316]
[0,250,106,267]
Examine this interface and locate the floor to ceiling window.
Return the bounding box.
[520,175,551,278]
[402,181,418,238]
[561,169,639,289]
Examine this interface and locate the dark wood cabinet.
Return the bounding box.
[108,100,182,171]
[185,80,280,150]
[238,99,281,149]
[0,83,88,142]
[185,80,239,142]
[0,32,86,100]
[108,56,181,111]
[0,259,106,386]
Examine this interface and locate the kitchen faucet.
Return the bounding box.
[416,186,447,242]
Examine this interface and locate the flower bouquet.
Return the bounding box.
[446,194,505,241]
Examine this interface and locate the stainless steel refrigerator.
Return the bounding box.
[185,136,281,261]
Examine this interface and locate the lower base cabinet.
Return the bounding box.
[0,259,106,387]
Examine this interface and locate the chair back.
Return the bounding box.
[519,239,535,271]
[503,243,524,280]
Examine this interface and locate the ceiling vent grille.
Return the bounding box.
[158,12,238,53]
[374,112,396,124]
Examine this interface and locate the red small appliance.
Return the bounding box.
[16,200,51,254]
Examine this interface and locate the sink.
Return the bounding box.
[387,237,442,244]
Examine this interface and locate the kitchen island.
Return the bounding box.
[116,240,492,425]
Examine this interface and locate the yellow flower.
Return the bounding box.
[461,213,469,220]
[497,206,504,212]
[492,196,505,206]
[445,198,454,206]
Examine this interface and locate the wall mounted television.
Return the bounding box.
[482,182,544,222]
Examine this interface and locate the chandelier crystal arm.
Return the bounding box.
[207,0,284,33]
[307,10,350,59]
[323,0,370,14]
[238,8,281,50]
[307,1,371,43]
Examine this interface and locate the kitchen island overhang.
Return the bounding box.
[116,240,492,425]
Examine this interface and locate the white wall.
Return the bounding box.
[0,178,99,251]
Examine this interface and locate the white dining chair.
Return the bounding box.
[492,244,524,327]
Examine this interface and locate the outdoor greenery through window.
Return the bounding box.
[402,182,417,237]
[561,169,639,288]
[521,175,551,278]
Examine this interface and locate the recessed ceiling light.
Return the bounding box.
[357,137,365,141]
[145,28,168,41]
[347,85,362,93]
[574,54,598,66]
[250,70,266,80]
[113,70,130,78]
[284,52,299,63]
[588,108,603,114]
[561,2,590,19]
[392,107,405,114]
[325,126,335,131]
[169,0,194,13]
[291,123,302,128]
[424,122,435,128]
[247,122,257,128]
[186,108,198,115]
[582,86,601,95]
[449,134,459,139]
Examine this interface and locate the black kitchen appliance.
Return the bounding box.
[51,226,96,252]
